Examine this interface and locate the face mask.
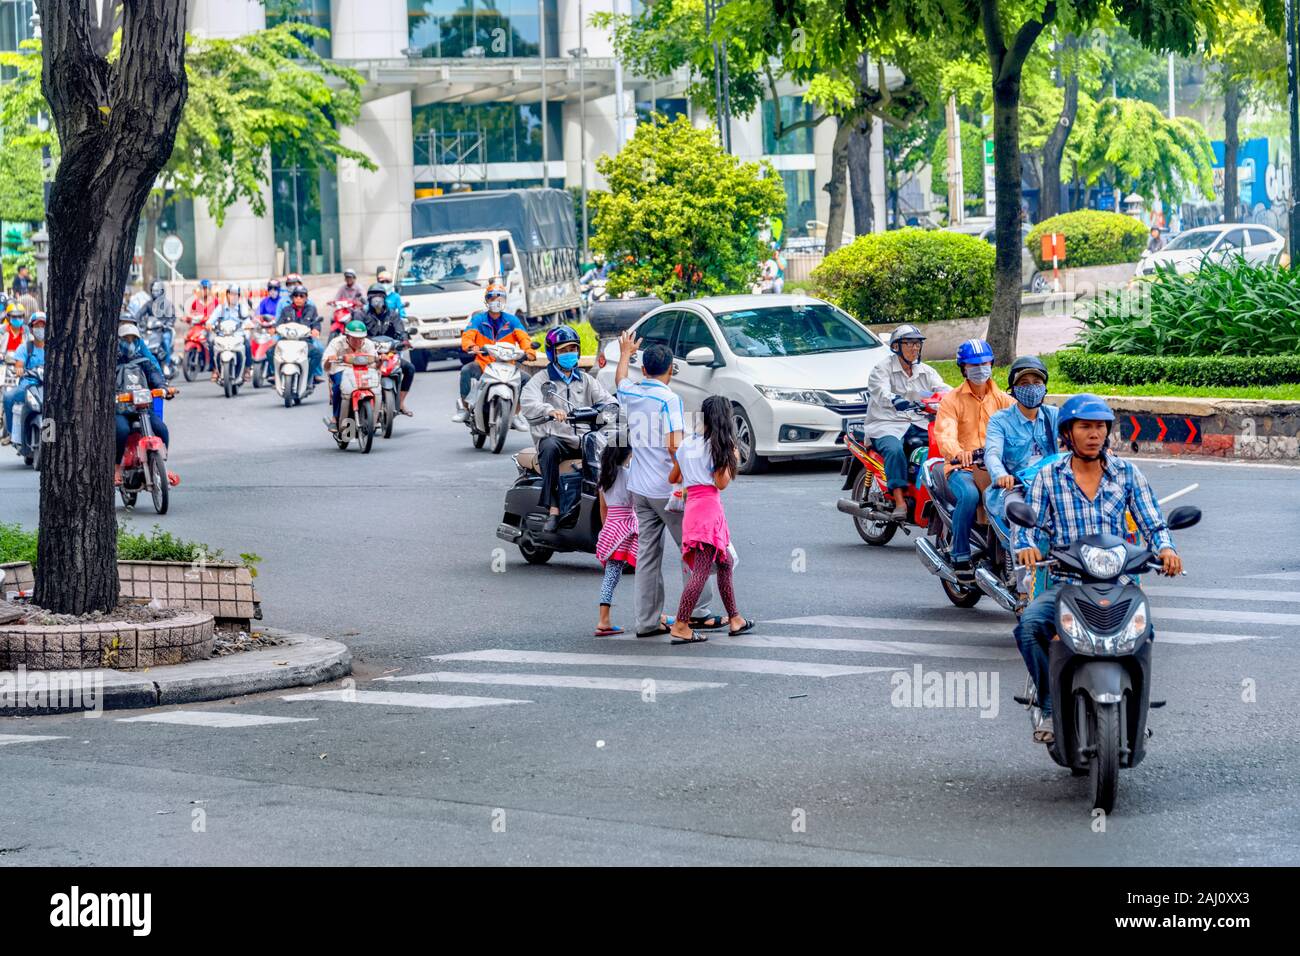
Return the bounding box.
[965,364,992,384]
[11,319,23,329]
[369,296,386,312]
[117,342,133,361]
[33,327,45,341]
[557,352,579,370]
[487,300,503,314]
[1013,383,1046,408]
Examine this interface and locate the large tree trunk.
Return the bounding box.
[1039,38,1078,221]
[35,0,189,614]
[1222,78,1241,224]
[823,117,853,254]
[847,116,874,236]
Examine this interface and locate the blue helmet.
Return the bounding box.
[1058,393,1114,439]
[544,325,580,364]
[956,338,994,365]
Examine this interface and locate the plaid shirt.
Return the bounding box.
[1013,453,1175,555]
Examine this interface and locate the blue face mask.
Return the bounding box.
[1013,383,1047,408]
[11,318,23,328]
[557,352,579,371]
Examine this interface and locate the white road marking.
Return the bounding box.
[1147,586,1300,604]
[604,633,1021,660]
[1243,571,1300,581]
[769,614,1007,636]
[426,649,891,678]
[1156,631,1281,646]
[116,712,317,728]
[0,734,67,746]
[1154,606,1300,626]
[282,689,532,709]
[376,671,725,693]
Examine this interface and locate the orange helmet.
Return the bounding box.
[484,281,506,301]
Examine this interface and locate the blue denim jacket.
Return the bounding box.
[985,403,1059,482]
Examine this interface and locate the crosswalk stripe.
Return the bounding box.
[603,633,1021,661]
[116,712,317,728]
[1243,571,1300,581]
[376,671,726,694]
[0,734,67,746]
[1154,606,1300,626]
[426,649,892,678]
[282,689,532,709]
[769,614,1007,636]
[1156,631,1280,646]
[1147,586,1300,604]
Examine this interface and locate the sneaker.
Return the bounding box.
[451,408,470,423]
[953,559,975,586]
[511,413,529,431]
[542,513,560,533]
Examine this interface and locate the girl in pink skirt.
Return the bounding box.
[667,395,753,645]
[595,440,638,636]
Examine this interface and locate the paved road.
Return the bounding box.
[2,365,1298,865]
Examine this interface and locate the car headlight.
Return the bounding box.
[1080,543,1126,579]
[754,385,834,405]
[1115,600,1149,653]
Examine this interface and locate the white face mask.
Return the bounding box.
[33,327,46,340]
[965,364,993,384]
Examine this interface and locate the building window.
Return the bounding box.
[0,1,34,54]
[408,0,559,59]
[265,0,331,57]
[763,96,815,155]
[412,101,562,166]
[778,169,815,238]
[272,150,341,275]
[635,97,687,125]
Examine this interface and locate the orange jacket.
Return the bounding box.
[934,379,1014,472]
[461,310,536,369]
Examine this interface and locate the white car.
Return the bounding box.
[1136,223,1285,277]
[596,295,891,474]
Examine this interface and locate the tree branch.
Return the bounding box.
[37,0,109,143]
[1001,0,1058,84]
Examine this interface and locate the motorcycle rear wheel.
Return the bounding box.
[852,471,897,546]
[942,577,983,608]
[489,395,511,454]
[519,536,554,565]
[148,450,169,515]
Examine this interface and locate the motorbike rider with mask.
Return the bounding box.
[276,284,325,384]
[114,324,175,487]
[207,283,255,384]
[3,302,26,353]
[136,279,178,366]
[322,318,377,434]
[934,338,1014,586]
[984,356,1059,536]
[453,282,535,428]
[1013,394,1183,745]
[1,312,45,445]
[355,283,415,417]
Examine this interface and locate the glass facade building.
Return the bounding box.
[408,0,559,59]
[266,0,332,56]
[0,1,33,54]
[412,101,563,166]
[272,153,342,275]
[762,95,815,155]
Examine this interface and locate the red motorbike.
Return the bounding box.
[373,336,403,439]
[327,300,354,342]
[117,366,178,514]
[836,393,944,545]
[332,352,380,454]
[249,316,277,388]
[181,317,211,382]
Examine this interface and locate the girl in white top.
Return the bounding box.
[594,441,639,636]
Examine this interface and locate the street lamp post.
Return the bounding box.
[1287,0,1300,262]
[539,0,549,188]
[569,9,589,261]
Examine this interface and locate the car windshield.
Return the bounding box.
[397,240,495,292]
[1162,230,1220,251]
[713,303,883,357]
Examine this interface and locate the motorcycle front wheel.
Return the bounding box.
[1089,700,1122,813]
[148,450,169,515]
[282,372,296,408]
[222,364,234,399]
[183,351,200,382]
[489,395,511,454]
[356,400,374,455]
[253,362,266,389]
[24,420,39,469]
[382,390,397,439]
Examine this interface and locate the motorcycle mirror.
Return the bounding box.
[1005,499,1038,528]
[1166,505,1201,530]
[541,381,558,398]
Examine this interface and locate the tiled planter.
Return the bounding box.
[0,610,215,670]
[117,561,260,625]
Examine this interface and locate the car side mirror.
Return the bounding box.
[501,253,516,273]
[1166,506,1201,530]
[1006,500,1038,528]
[685,346,720,368]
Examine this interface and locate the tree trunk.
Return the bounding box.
[823,117,853,254]
[847,116,874,236]
[1039,38,1078,221]
[986,75,1025,363]
[1222,78,1241,224]
[34,0,189,615]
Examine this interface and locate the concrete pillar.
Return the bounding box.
[188,0,275,281]
[331,0,415,276]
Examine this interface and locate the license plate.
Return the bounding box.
[844,417,863,432]
[133,389,151,405]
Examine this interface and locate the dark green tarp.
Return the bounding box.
[410,188,577,253]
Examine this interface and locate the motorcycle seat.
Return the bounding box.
[928,459,957,507]
[515,447,582,476]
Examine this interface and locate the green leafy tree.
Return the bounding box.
[592,115,785,299]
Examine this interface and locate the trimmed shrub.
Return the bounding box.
[1079,262,1300,357]
[1,524,233,567]
[1026,210,1148,269]
[0,523,38,566]
[810,228,994,325]
[1057,350,1300,388]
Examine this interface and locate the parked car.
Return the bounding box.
[1135,223,1285,277]
[596,295,891,474]
[944,217,1051,294]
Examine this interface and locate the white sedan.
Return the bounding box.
[1135,223,1285,277]
[596,295,891,474]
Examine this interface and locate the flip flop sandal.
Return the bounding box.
[728,618,756,637]
[688,615,727,630]
[636,626,671,638]
[594,626,624,637]
[670,630,708,645]
[400,408,414,417]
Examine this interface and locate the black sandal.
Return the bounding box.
[635,616,675,638]
[670,630,708,645]
[688,615,727,630]
[728,618,756,637]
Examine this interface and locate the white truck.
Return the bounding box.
[395,188,583,371]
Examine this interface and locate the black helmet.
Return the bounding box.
[290,284,308,298]
[1008,355,1049,388]
[366,283,387,298]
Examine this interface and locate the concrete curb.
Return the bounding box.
[0,629,351,716]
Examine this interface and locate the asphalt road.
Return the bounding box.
[2,364,1298,865]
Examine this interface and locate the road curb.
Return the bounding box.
[0,629,351,715]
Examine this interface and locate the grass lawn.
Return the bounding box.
[929,356,1300,401]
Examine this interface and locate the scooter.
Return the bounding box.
[495,386,619,565]
[250,318,277,388]
[373,336,402,439]
[116,363,177,515]
[912,448,993,608]
[836,393,944,545]
[332,352,380,454]
[1005,497,1201,812]
[181,318,211,382]
[10,365,43,470]
[273,321,317,408]
[144,318,176,381]
[210,316,247,398]
[327,300,353,343]
[464,341,526,455]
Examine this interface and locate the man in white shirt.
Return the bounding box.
[614,331,721,637]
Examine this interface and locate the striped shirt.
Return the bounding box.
[1013,454,1175,555]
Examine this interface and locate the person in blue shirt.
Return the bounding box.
[114,324,172,487]
[983,356,1059,537]
[1012,394,1183,745]
[257,278,284,320]
[1,312,45,444]
[376,268,405,319]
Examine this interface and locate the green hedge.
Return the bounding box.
[1057,349,1300,387]
[1,523,261,572]
[811,228,994,324]
[1026,210,1147,269]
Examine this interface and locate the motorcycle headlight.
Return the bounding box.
[1080,543,1126,579]
[754,385,835,406]
[1115,600,1149,653]
[1057,605,1096,655]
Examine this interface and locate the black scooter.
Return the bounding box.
[11,365,43,470]
[1005,499,1201,813]
[495,385,618,565]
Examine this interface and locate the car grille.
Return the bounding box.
[825,389,869,415]
[1077,599,1131,634]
